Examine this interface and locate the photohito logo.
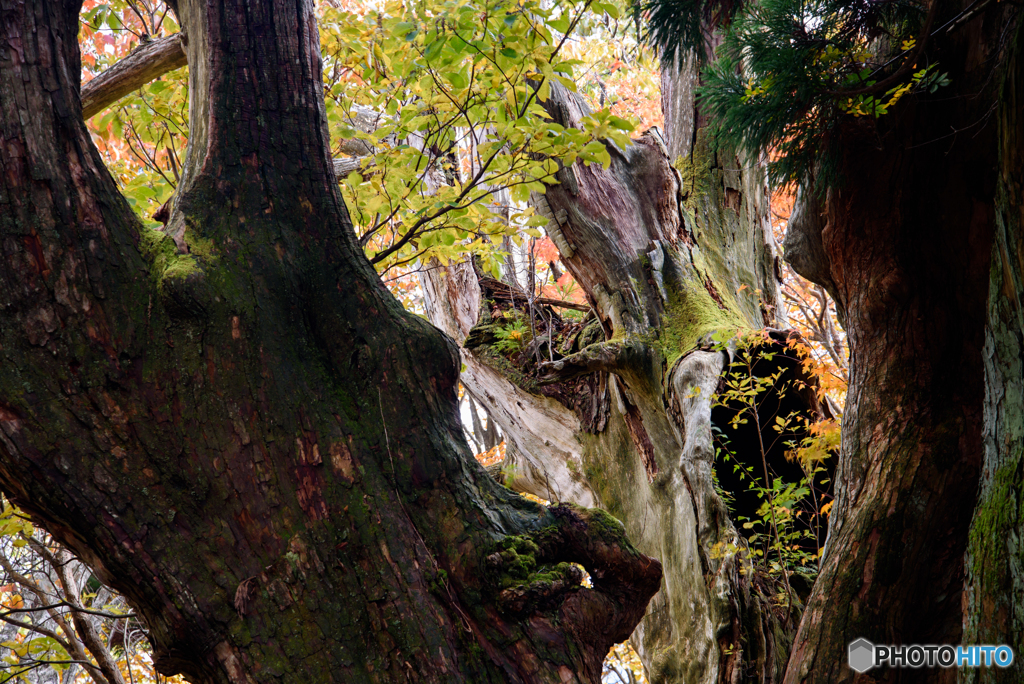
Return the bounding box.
[848,639,1014,672]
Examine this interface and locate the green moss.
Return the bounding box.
[968,454,1022,584]
[186,234,218,261]
[161,254,201,283]
[491,531,585,615]
[137,225,177,263]
[464,323,503,349]
[550,503,633,552]
[136,226,209,293]
[427,568,449,594]
[284,551,301,572]
[567,458,580,477]
[492,535,541,588]
[656,275,744,365]
[520,561,580,586]
[577,321,604,349]
[475,347,539,393]
[582,507,628,545]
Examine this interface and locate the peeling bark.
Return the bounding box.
[422,67,817,684]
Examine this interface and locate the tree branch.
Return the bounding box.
[2,600,135,620]
[536,337,652,384]
[333,156,373,179]
[826,0,939,98]
[81,34,187,119]
[49,548,126,684]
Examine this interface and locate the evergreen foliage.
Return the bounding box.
[637,0,742,63]
[641,0,947,187]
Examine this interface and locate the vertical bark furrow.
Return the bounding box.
[785,2,1012,680]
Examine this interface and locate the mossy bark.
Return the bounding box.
[960,19,1024,683]
[423,76,812,683]
[0,2,662,682]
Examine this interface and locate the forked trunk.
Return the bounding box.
[0,2,661,682]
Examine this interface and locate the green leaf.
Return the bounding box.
[448,71,467,90]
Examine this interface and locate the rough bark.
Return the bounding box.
[422,70,820,683]
[783,2,1016,681]
[0,2,661,683]
[960,17,1024,683]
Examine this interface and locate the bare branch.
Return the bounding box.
[333,156,372,179]
[2,600,135,620]
[50,549,127,684]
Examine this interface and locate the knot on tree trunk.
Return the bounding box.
[783,188,845,326]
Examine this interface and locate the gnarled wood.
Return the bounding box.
[421,260,597,507]
[421,66,813,684]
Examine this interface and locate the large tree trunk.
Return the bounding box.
[0,2,661,683]
[423,66,823,681]
[783,2,1018,681]
[960,17,1024,684]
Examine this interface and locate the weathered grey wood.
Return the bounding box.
[332,155,370,179]
[421,71,797,684]
[421,260,598,507]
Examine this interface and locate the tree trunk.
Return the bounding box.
[782,2,1017,680]
[0,2,662,682]
[422,66,823,681]
[960,17,1024,683]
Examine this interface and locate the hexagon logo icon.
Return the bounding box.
[848,638,875,673]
